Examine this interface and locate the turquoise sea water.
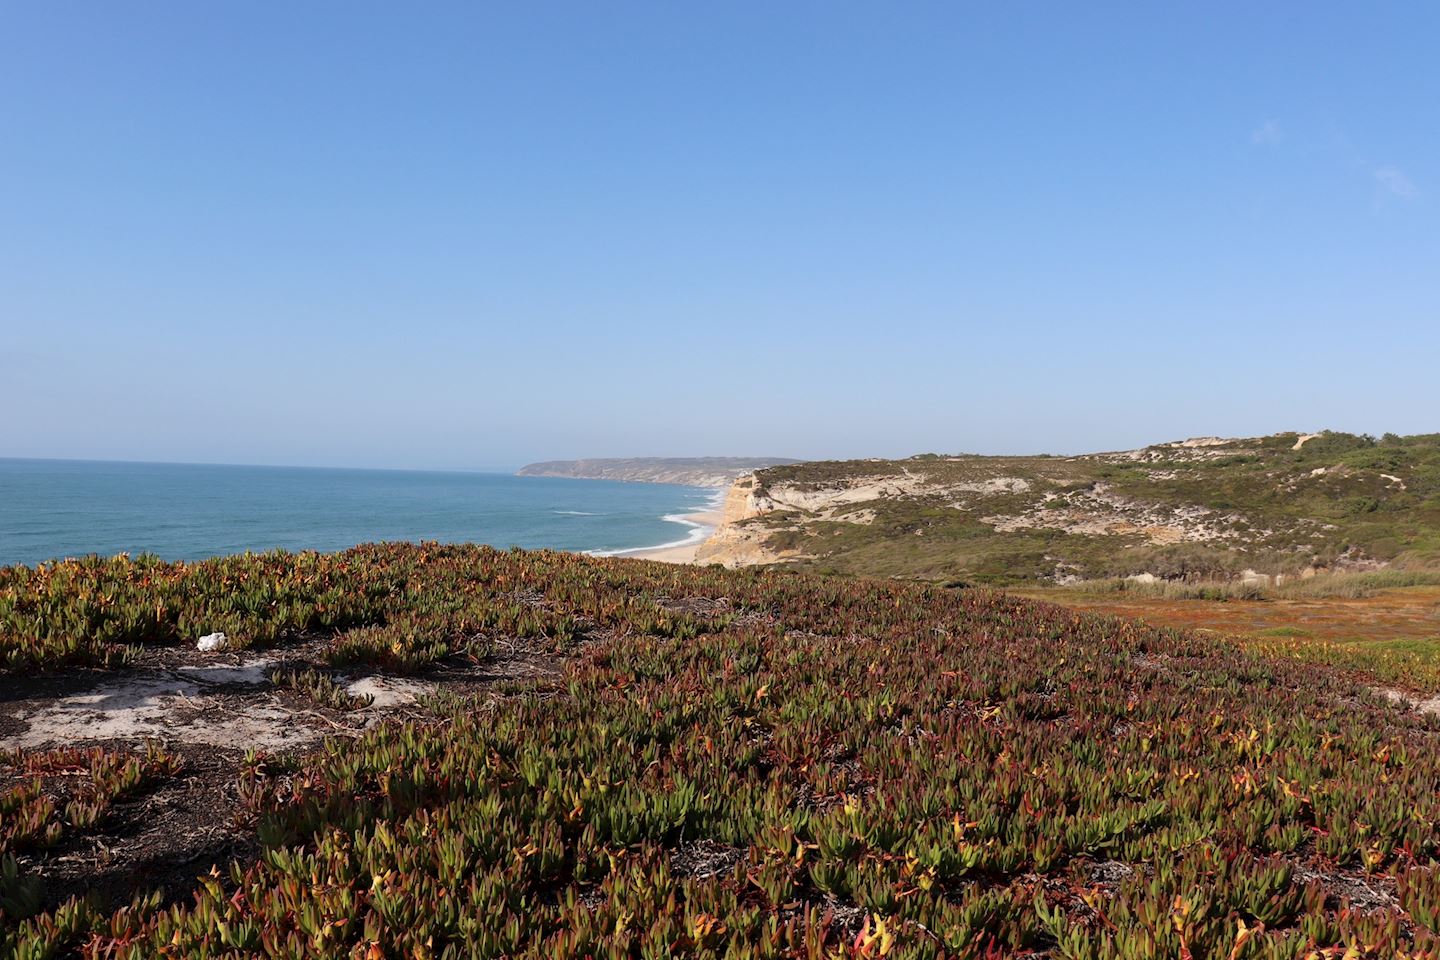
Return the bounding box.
[0,459,720,568]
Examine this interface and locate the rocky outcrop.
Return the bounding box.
[694,474,802,567]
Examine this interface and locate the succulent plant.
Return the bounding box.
[4,544,1440,956]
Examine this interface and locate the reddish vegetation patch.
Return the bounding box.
[1030,587,1440,647]
[1021,586,1440,694]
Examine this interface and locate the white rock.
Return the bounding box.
[196,632,229,652]
[1239,569,1271,587]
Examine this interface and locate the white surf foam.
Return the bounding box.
[589,512,713,558]
[584,485,727,558]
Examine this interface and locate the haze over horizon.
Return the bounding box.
[0,427,1423,479]
[4,3,1437,472]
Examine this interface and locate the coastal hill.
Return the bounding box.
[517,456,800,488]
[696,431,1440,583]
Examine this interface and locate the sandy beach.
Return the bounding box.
[624,498,726,563]
[600,473,774,566]
[627,473,784,567]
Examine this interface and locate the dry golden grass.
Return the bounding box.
[1021,583,1440,690]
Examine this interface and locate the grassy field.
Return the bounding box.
[1065,571,1440,603]
[745,432,1440,585]
[6,546,1440,956]
[1015,574,1440,691]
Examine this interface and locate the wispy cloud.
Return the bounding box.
[1250,120,1282,145]
[1375,166,1418,200]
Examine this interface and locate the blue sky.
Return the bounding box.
[2,3,1436,470]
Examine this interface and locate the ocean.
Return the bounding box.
[0,458,721,569]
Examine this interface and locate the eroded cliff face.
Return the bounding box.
[693,474,804,567]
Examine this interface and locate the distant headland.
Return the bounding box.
[516,457,800,488]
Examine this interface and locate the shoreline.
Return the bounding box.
[591,487,728,563]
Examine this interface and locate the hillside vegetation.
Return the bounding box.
[722,432,1440,585]
[6,546,1440,956]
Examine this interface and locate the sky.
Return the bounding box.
[2,3,1437,471]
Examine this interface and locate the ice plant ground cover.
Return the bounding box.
[4,545,1440,957]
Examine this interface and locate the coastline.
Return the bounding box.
[608,472,784,567]
[591,487,728,563]
[584,470,791,566]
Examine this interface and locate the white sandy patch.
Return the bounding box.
[953,476,1031,495]
[759,475,931,512]
[1375,687,1440,717]
[344,676,434,708]
[751,473,1031,518]
[3,658,444,753]
[5,666,317,752]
